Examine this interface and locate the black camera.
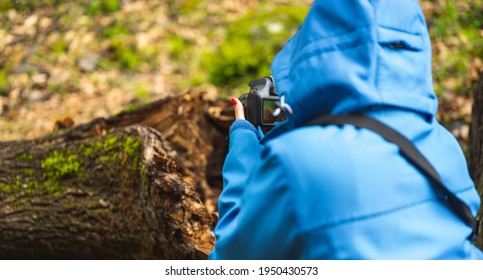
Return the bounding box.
[238,77,287,132]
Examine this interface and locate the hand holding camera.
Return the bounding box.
[234,77,287,132]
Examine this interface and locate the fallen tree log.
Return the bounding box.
[0,90,234,259]
[469,73,483,248]
[3,80,483,258]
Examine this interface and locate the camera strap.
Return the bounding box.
[305,113,480,241]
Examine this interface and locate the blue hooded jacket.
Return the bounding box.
[209,0,483,259]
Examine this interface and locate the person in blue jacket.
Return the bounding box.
[209,0,483,259]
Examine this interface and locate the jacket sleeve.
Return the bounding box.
[209,121,303,259]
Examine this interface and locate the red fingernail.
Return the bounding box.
[231,98,237,106]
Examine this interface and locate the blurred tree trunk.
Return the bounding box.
[469,73,483,248]
[0,90,234,259]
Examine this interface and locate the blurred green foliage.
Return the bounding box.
[166,0,203,16]
[87,0,120,16]
[0,61,13,97]
[0,0,13,11]
[103,23,129,39]
[134,84,148,100]
[101,21,158,70]
[0,0,120,14]
[201,6,308,95]
[428,0,483,96]
[0,0,65,12]
[51,40,68,54]
[0,68,10,97]
[110,42,140,70]
[47,83,65,95]
[167,36,189,60]
[0,0,480,100]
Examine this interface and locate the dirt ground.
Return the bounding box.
[0,0,480,148]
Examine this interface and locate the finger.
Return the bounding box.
[232,98,245,120]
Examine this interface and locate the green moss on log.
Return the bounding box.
[1,129,144,198]
[40,150,81,194]
[124,136,141,156]
[41,151,81,181]
[77,131,142,162]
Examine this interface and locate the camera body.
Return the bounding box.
[238,77,286,132]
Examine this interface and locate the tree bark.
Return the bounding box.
[469,73,483,248]
[0,90,234,259]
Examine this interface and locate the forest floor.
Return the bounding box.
[0,0,481,151]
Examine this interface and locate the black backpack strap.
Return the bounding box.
[305,113,480,241]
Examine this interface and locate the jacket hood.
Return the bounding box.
[270,0,437,128]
